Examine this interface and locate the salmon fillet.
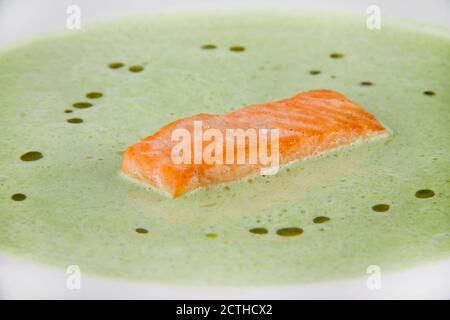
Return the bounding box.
[122,90,388,197]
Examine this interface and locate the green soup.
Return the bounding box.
[0,11,449,285]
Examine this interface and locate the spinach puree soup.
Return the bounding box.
[0,11,449,285]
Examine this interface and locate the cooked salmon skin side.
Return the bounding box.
[122,90,388,197]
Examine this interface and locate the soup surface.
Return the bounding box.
[0,11,449,285]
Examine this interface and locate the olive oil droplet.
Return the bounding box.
[415,189,435,199]
[11,193,26,201]
[135,228,148,234]
[201,44,217,49]
[229,45,245,52]
[67,118,83,124]
[73,102,93,109]
[108,62,124,69]
[313,216,330,224]
[129,65,144,73]
[86,92,103,99]
[20,151,43,161]
[276,227,303,237]
[249,227,268,235]
[330,52,344,59]
[372,204,390,212]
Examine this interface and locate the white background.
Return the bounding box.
[1,0,450,48]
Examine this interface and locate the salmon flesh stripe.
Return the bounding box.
[122,90,388,197]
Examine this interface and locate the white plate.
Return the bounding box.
[0,0,449,299]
